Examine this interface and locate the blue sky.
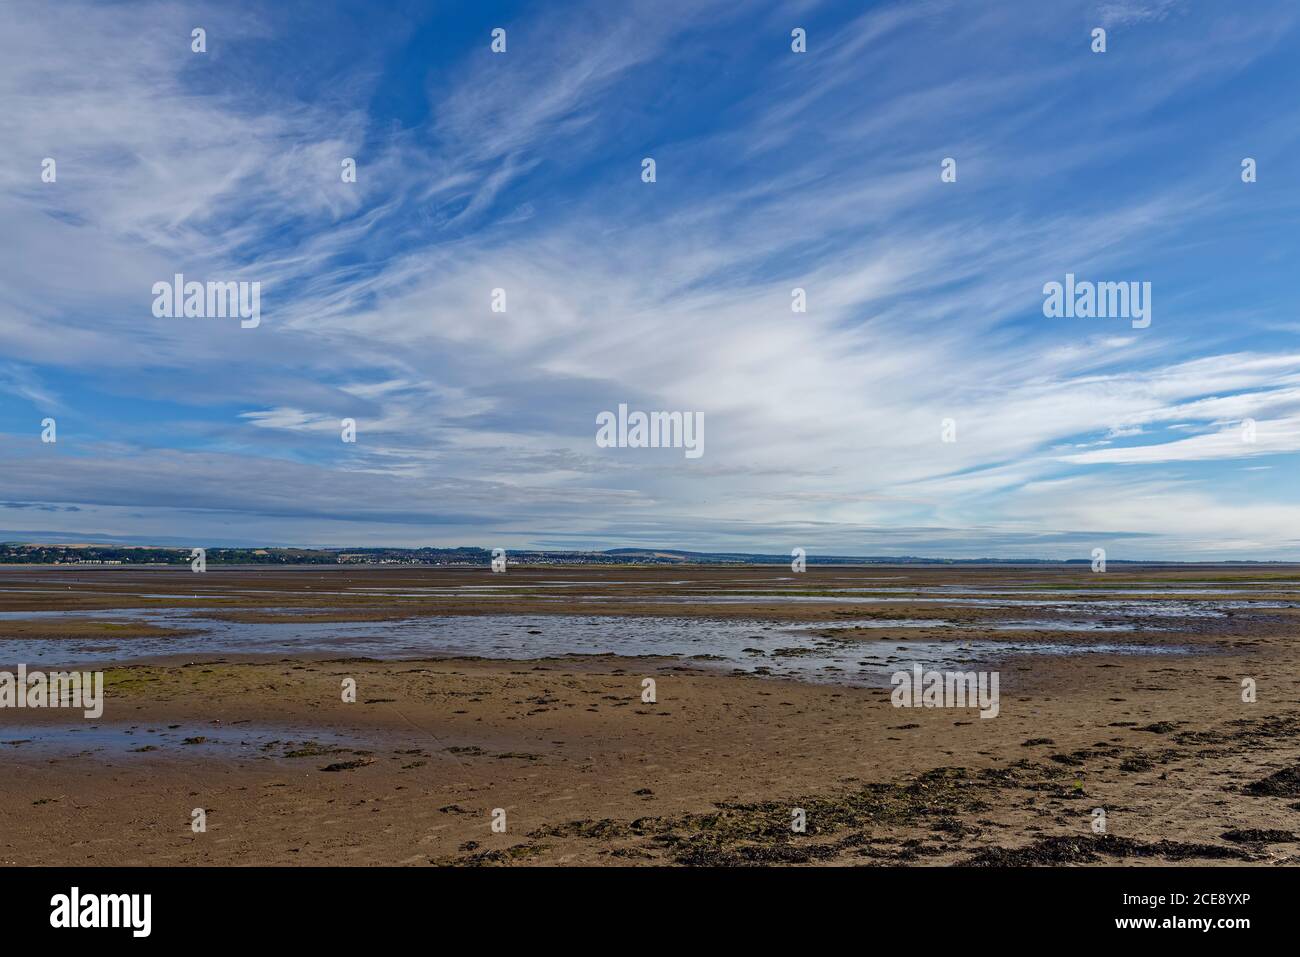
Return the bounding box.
[1,0,1298,558]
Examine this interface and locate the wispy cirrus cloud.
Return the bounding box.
[0,0,1297,559]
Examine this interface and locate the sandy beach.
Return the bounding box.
[2,564,1299,865]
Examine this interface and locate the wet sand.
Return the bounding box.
[2,565,1299,865]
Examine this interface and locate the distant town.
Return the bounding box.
[0,543,868,566]
[0,542,1290,567]
[0,543,596,566]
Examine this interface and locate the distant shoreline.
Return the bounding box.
[3,543,1298,568]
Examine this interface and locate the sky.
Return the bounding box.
[1,0,1298,559]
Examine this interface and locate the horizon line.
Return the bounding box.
[3,541,1297,566]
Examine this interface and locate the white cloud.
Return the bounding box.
[0,0,1297,558]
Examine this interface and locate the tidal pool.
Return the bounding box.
[0,611,1193,687]
[0,722,367,758]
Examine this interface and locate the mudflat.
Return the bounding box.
[1,564,1298,865]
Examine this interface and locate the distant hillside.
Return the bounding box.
[1,541,1289,567]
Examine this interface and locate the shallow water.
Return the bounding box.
[0,722,365,758]
[586,595,1295,617]
[0,611,1192,686]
